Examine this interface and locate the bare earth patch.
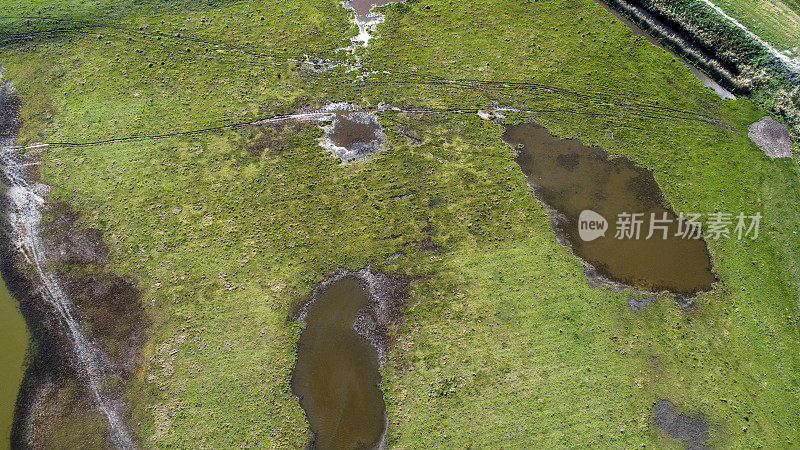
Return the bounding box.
[748,116,792,158]
[653,399,709,449]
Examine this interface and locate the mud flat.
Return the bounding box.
[291,268,409,449]
[502,122,715,295]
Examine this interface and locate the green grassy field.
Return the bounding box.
[710,0,800,53]
[2,0,800,447]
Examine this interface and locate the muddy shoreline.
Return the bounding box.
[0,216,62,448]
[1,83,144,448]
[0,79,60,449]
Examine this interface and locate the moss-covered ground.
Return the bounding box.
[1,0,800,447]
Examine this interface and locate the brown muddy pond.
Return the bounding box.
[502,122,715,295]
[330,115,380,151]
[319,110,386,161]
[292,278,386,449]
[347,0,401,24]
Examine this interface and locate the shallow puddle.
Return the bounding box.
[502,122,715,295]
[292,278,386,449]
[347,0,401,25]
[330,114,380,151]
[319,109,386,161]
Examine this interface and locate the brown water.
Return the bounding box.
[330,114,380,150]
[320,110,386,161]
[292,278,386,449]
[347,0,402,24]
[502,122,715,295]
[0,273,29,448]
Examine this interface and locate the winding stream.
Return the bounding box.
[594,0,736,99]
[697,0,800,74]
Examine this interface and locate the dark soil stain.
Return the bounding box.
[405,236,441,253]
[654,399,709,449]
[502,122,716,295]
[61,272,147,369]
[627,293,658,312]
[42,203,108,265]
[244,121,309,157]
[42,202,149,372]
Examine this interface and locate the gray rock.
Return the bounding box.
[748,116,792,159]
